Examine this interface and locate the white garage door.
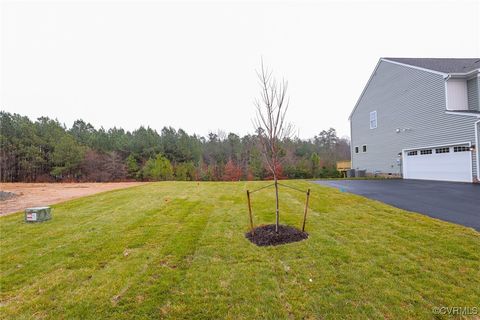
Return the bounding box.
[403,145,472,182]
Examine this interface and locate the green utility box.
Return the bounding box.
[25,207,52,223]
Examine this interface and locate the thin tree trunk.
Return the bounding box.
[274,175,279,233]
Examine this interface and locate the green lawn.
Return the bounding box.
[1,181,479,319]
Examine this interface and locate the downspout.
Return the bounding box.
[350,118,353,171]
[475,119,480,182]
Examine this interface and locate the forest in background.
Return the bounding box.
[0,111,350,182]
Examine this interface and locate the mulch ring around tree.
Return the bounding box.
[245,224,308,247]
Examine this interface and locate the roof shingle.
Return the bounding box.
[383,58,480,73]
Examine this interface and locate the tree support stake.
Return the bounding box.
[246,190,254,235]
[302,188,311,232]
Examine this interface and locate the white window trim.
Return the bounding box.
[369,111,377,129]
[453,146,470,152]
[435,147,450,154]
[420,149,432,155]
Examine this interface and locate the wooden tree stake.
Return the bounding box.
[302,189,311,232]
[246,190,254,235]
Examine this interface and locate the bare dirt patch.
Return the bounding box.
[245,224,308,246]
[0,182,145,216]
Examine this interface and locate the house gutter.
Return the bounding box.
[447,68,480,79]
[445,111,480,117]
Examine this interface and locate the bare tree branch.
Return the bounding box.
[252,59,293,233]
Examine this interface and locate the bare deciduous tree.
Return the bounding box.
[253,60,293,233]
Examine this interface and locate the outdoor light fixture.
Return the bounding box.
[470,145,476,151]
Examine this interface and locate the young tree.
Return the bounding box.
[125,154,140,179]
[310,152,320,178]
[142,154,173,181]
[104,151,126,181]
[253,60,293,233]
[174,162,196,181]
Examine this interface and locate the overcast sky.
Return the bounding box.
[1,0,479,139]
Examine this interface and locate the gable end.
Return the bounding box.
[349,58,448,120]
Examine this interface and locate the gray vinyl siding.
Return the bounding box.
[351,60,478,180]
[467,77,479,111]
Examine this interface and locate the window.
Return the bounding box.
[362,145,367,152]
[420,149,432,155]
[454,146,469,152]
[355,146,359,153]
[435,147,450,154]
[369,111,377,129]
[407,151,417,156]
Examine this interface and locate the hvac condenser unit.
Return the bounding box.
[25,207,52,222]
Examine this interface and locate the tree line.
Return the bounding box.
[0,111,350,182]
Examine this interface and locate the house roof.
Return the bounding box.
[384,58,480,74]
[348,58,480,120]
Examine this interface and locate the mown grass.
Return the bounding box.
[0,181,479,319]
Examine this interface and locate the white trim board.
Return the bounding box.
[445,111,480,117]
[348,59,382,120]
[402,141,471,152]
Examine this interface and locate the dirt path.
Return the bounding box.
[0,182,146,216]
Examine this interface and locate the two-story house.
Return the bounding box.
[349,58,480,183]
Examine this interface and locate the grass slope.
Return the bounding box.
[1,181,479,319]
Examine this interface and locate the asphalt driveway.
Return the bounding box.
[313,179,480,231]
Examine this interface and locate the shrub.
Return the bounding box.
[319,166,341,178]
[223,159,242,181]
